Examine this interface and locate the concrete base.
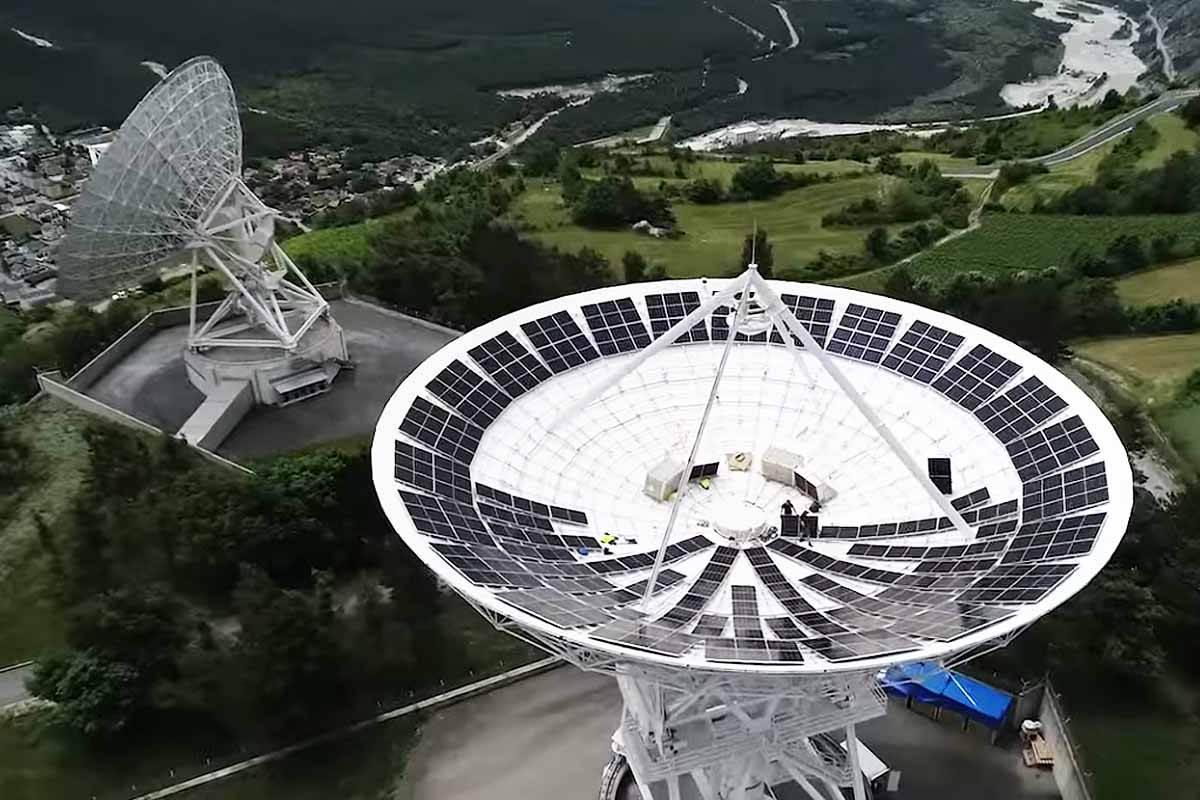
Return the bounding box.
[184,315,348,406]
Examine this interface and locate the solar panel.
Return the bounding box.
[427,359,513,427]
[881,320,965,383]
[692,614,728,637]
[644,291,709,343]
[690,462,720,480]
[498,587,615,628]
[932,344,1021,411]
[1006,416,1101,481]
[588,535,711,574]
[521,311,601,373]
[825,303,902,363]
[771,294,836,348]
[951,487,990,511]
[656,546,738,628]
[958,563,1076,605]
[770,540,908,586]
[974,376,1069,444]
[468,331,552,397]
[582,297,652,356]
[399,396,486,465]
[1022,462,1109,521]
[400,491,492,545]
[1002,513,1106,564]
[730,585,765,641]
[434,542,544,589]
[928,457,952,494]
[394,441,473,503]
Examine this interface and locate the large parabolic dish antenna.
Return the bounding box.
[372,267,1132,799]
[59,57,339,361]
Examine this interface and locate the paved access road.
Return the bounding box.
[402,667,1058,800]
[0,663,34,707]
[946,89,1200,178]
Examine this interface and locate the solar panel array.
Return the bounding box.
[380,283,1122,669]
[881,320,964,383]
[582,298,653,356]
[644,291,709,344]
[825,303,903,363]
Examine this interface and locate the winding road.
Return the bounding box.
[943,89,1200,178]
[0,662,34,708]
[772,2,800,50]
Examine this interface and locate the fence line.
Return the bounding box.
[128,657,561,800]
[1041,677,1095,800]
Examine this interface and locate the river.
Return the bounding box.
[1000,0,1146,108]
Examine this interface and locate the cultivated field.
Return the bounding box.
[1116,257,1200,305]
[906,213,1200,282]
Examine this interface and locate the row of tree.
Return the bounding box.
[824,159,973,229]
[27,426,471,738]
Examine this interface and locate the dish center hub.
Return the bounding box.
[711,500,768,543]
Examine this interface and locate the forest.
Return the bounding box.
[0,0,1066,161]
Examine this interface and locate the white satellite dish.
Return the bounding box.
[60,57,333,355]
[371,267,1133,799]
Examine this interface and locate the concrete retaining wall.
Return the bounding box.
[40,370,163,435]
[1039,682,1093,800]
[36,372,253,475]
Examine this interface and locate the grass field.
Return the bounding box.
[0,401,94,664]
[283,213,408,275]
[1116,257,1200,305]
[895,151,983,173]
[1074,332,1200,407]
[1136,114,1200,171]
[905,212,1200,283]
[1000,140,1119,211]
[514,176,891,277]
[626,155,870,182]
[1070,677,1200,800]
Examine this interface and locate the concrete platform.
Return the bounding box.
[77,298,458,460]
[401,668,1060,800]
[85,324,204,433]
[219,300,457,459]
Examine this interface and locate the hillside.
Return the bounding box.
[0,0,1066,160]
[1141,0,1200,80]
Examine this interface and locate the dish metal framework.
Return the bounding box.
[57,56,332,356]
[372,266,1131,800]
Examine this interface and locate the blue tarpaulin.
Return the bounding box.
[883,661,1013,729]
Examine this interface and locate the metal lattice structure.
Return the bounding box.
[372,265,1132,799]
[59,57,332,354]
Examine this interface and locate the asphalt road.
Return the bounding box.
[946,90,1200,178]
[0,664,34,707]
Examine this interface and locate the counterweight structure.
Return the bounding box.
[372,268,1131,800]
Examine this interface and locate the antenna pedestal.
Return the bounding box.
[182,178,349,406]
[610,666,883,800]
